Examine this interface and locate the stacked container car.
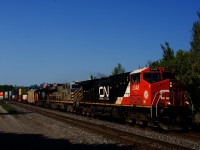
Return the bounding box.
[1,90,17,101]
[18,88,28,103]
[10,91,17,100]
[27,89,38,104]
[0,92,3,100]
[4,91,9,100]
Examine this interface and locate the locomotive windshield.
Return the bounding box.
[143,72,175,83]
[72,84,80,89]
[143,72,161,83]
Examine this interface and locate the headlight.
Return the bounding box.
[170,82,172,87]
[184,101,190,106]
[167,101,171,106]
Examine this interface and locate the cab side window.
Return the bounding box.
[131,73,140,83]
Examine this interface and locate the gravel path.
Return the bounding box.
[0,105,135,150]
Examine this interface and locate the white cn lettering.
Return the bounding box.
[99,86,109,98]
[132,85,139,90]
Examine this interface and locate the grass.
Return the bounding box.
[195,112,200,122]
[0,101,17,114]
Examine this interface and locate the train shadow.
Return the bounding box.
[0,111,31,115]
[0,132,135,150]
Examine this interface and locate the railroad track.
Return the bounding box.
[135,125,200,144]
[168,131,200,143]
[12,102,195,150]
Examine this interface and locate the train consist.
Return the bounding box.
[3,67,193,130]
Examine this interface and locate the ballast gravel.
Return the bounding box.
[0,105,134,150]
[37,105,200,150]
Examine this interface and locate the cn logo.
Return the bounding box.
[99,86,109,100]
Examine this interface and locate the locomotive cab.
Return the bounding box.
[130,67,151,106]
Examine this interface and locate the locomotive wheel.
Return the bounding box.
[126,118,136,126]
[137,120,148,128]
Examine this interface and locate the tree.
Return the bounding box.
[147,60,161,67]
[189,10,200,110]
[0,85,15,92]
[174,50,193,84]
[160,42,175,68]
[190,11,200,78]
[111,63,125,75]
[147,42,174,68]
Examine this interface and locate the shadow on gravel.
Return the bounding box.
[0,132,135,150]
[0,111,31,115]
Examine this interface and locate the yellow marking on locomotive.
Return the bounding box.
[71,88,83,101]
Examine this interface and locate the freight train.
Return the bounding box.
[3,67,193,130]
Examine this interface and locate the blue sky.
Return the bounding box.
[0,0,199,86]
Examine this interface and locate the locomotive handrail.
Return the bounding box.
[155,96,161,117]
[151,90,170,118]
[151,91,160,118]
